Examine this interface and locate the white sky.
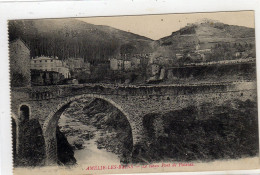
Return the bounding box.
[78,11,255,40]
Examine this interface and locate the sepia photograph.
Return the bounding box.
[5,9,259,175]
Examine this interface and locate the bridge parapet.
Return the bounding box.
[11,81,256,102]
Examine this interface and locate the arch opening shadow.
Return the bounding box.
[43,95,134,165]
[20,105,30,122]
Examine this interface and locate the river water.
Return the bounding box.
[58,113,121,166]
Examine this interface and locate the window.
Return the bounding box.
[51,60,53,62]
[45,60,47,62]
[34,61,36,63]
[40,60,42,62]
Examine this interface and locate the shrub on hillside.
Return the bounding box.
[142,99,258,162]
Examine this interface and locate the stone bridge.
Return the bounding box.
[11,81,257,165]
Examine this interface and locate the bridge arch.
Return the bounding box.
[42,94,134,165]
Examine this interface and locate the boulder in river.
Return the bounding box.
[73,139,85,150]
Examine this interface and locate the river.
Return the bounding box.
[58,113,121,166]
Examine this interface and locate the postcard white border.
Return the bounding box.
[0,0,260,175]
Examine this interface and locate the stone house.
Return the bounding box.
[124,60,132,70]
[9,38,31,87]
[110,58,128,71]
[110,58,118,70]
[65,58,91,74]
[130,57,141,68]
[31,56,70,78]
[151,64,161,76]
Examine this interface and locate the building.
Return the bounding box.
[65,58,91,74]
[110,58,124,71]
[9,38,31,87]
[31,56,70,78]
[110,53,152,71]
[195,44,200,50]
[199,53,206,61]
[110,58,118,70]
[234,52,247,58]
[195,49,211,53]
[118,60,124,70]
[133,53,152,58]
[124,60,132,70]
[130,57,141,68]
[176,53,184,59]
[146,64,162,83]
[66,58,90,70]
[151,64,160,76]
[159,68,165,80]
[195,42,214,54]
[66,78,79,85]
[152,56,172,66]
[66,58,84,69]
[31,69,64,86]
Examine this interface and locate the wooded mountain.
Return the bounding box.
[8,18,154,64]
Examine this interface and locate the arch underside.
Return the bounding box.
[42,94,135,165]
[43,94,132,133]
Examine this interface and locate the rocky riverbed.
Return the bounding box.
[58,98,133,165]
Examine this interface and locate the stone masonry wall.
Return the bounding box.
[11,81,257,164]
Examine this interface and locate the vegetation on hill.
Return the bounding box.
[138,99,258,163]
[157,21,255,64]
[8,19,153,64]
[206,42,256,61]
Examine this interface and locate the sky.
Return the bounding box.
[78,11,255,40]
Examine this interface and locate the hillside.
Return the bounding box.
[155,20,255,62]
[159,20,255,47]
[8,18,154,63]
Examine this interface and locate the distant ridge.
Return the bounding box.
[153,20,255,61]
[8,18,154,63]
[159,20,255,42]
